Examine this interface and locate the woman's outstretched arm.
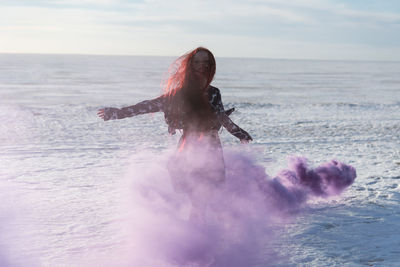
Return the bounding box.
[98,96,165,121]
[209,87,253,142]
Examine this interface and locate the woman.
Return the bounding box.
[98,47,252,220]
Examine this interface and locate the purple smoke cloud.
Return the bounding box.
[0,141,357,267]
[117,145,357,267]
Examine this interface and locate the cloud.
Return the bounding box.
[336,8,400,24]
[0,0,399,60]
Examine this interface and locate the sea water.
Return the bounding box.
[0,54,399,266]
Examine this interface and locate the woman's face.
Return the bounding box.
[192,51,210,79]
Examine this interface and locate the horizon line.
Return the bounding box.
[1,51,399,64]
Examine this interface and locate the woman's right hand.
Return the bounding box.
[97,108,106,120]
[97,107,121,121]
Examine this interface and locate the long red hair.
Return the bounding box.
[163,47,216,96]
[162,47,217,133]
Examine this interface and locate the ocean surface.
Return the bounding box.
[0,54,399,266]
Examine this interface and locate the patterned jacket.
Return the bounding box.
[103,86,252,141]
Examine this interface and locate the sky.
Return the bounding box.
[1,0,400,61]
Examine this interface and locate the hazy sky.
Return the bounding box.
[1,0,400,60]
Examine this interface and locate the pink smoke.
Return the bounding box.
[119,144,356,267]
